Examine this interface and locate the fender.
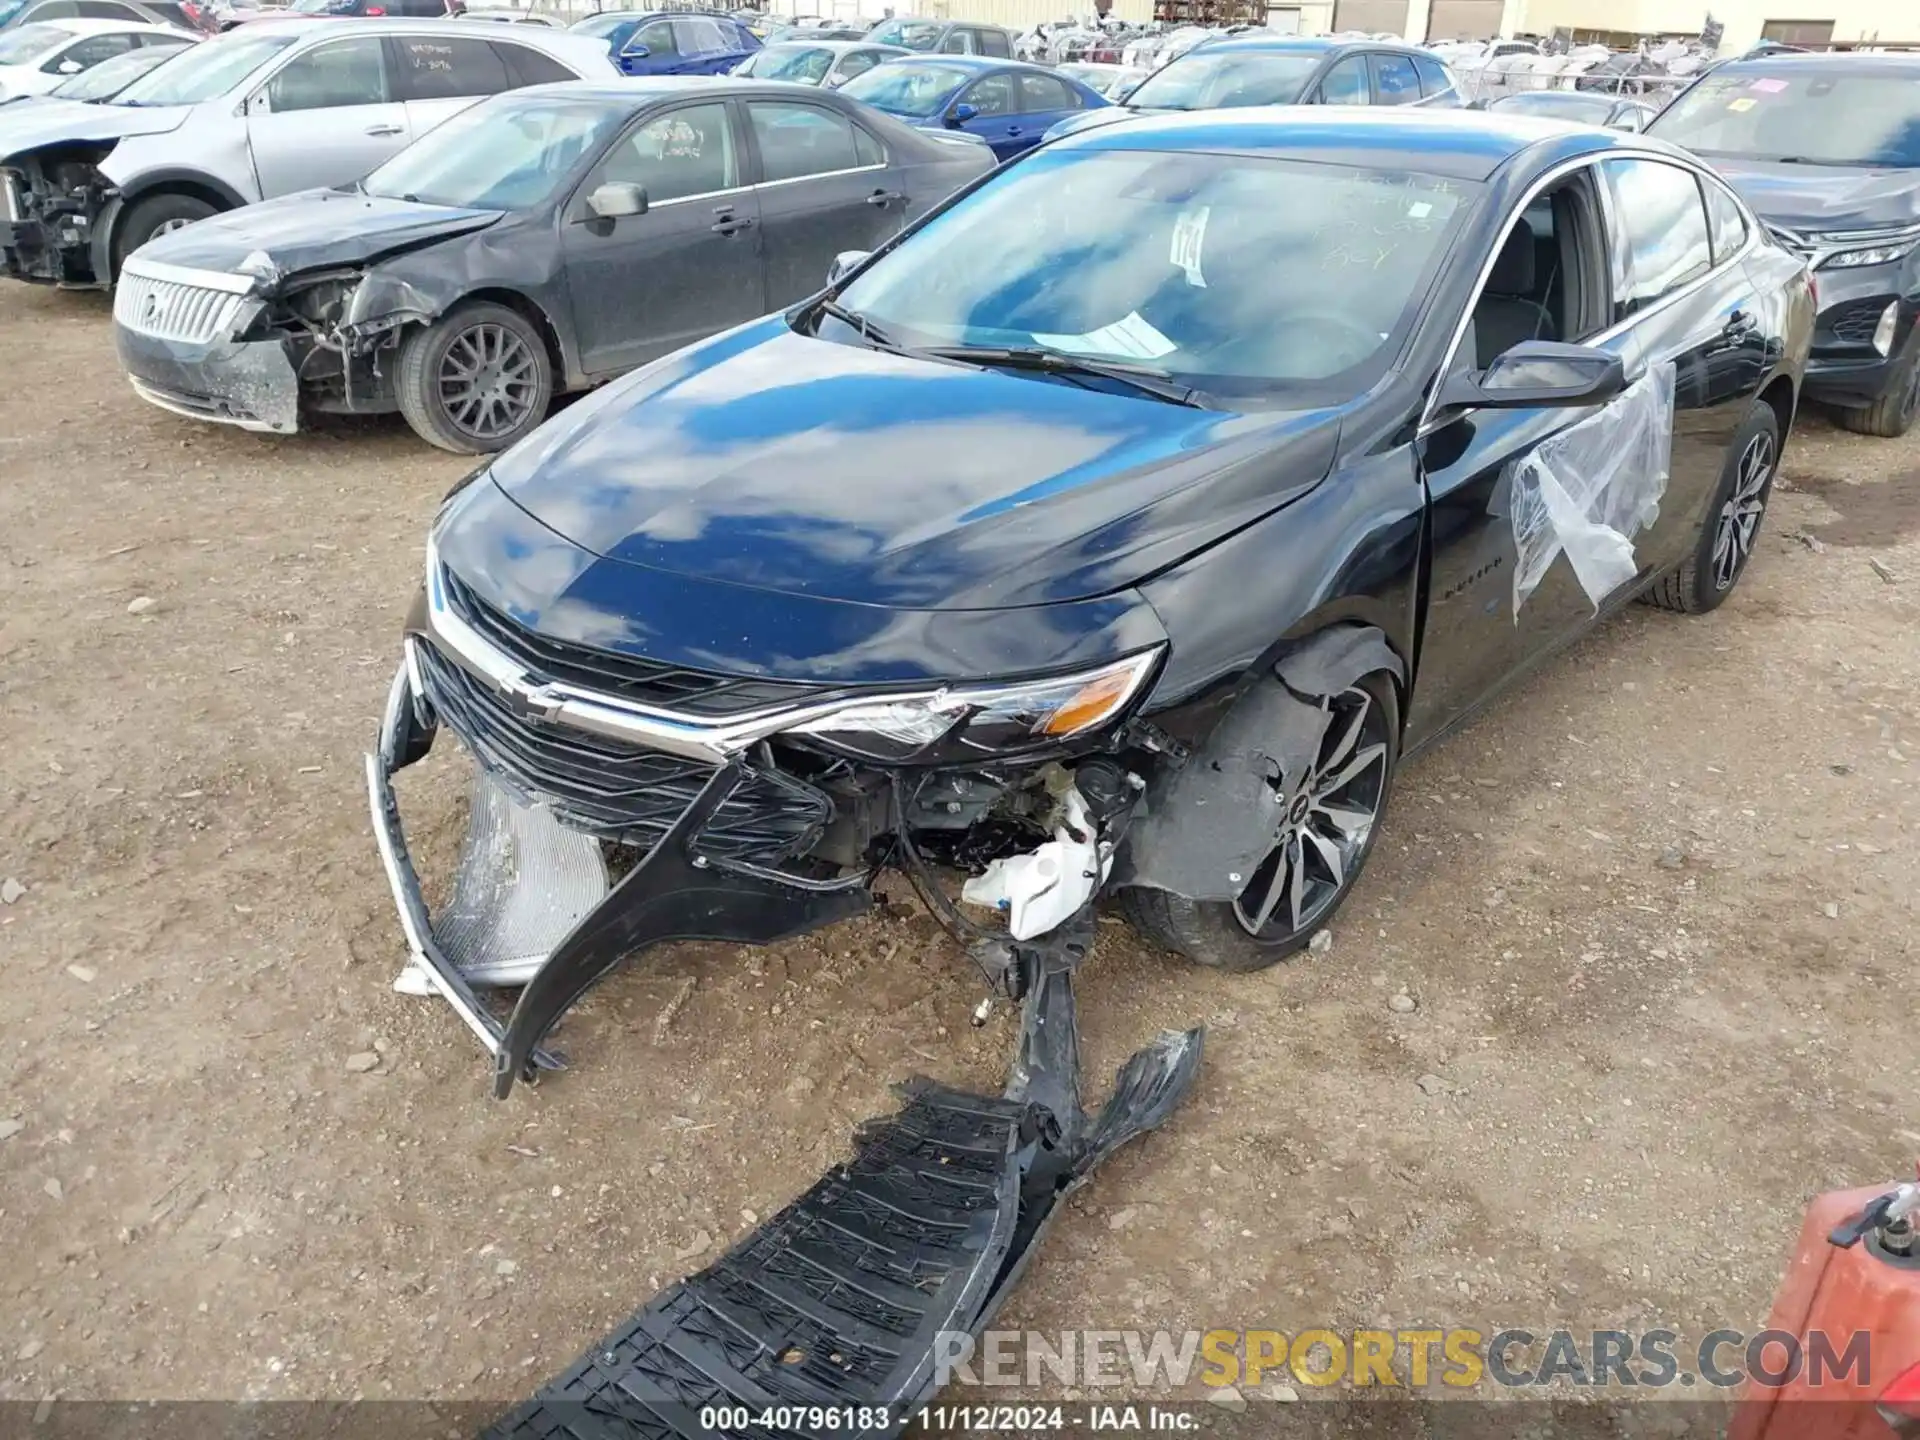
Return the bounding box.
[1117,623,1404,902]
[95,171,248,282]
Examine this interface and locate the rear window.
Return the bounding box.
[1649,66,1920,167]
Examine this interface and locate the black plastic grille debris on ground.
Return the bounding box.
[484,1081,1035,1440]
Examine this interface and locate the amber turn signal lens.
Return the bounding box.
[1038,669,1137,737]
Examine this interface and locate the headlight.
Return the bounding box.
[790,648,1163,762]
[1823,242,1918,270]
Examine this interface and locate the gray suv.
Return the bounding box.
[0,17,615,286]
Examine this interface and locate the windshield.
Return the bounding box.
[740,43,831,81]
[838,58,967,116]
[1493,90,1615,124]
[865,17,940,49]
[569,11,631,37]
[1649,67,1920,167]
[363,94,619,209]
[51,40,185,97]
[1123,48,1321,110]
[115,29,294,104]
[0,23,73,66]
[290,0,353,12]
[833,148,1473,403]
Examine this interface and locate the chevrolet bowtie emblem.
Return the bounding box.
[501,679,562,724]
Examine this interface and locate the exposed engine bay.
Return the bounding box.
[1,148,115,286]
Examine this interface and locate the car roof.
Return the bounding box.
[1708,50,1920,74]
[756,37,902,53]
[22,16,186,34]
[1192,34,1432,57]
[1051,105,1647,181]
[879,54,1050,73]
[243,14,584,41]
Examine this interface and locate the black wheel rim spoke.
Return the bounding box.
[1712,431,1773,592]
[1232,686,1388,940]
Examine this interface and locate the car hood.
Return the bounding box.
[130,188,505,284]
[0,98,189,156]
[1707,157,1920,233]
[1043,105,1143,141]
[487,316,1340,611]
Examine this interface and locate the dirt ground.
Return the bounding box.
[2,279,1917,1426]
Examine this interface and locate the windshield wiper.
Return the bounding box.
[814,297,907,353]
[919,344,1218,409]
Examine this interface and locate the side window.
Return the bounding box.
[938,28,974,53]
[1703,178,1750,264]
[630,19,677,55]
[25,2,79,17]
[1602,158,1714,320]
[496,42,577,86]
[747,100,860,182]
[1367,52,1420,106]
[837,48,881,80]
[391,37,510,100]
[265,37,388,113]
[1315,54,1368,105]
[51,32,139,67]
[851,122,883,167]
[961,71,1014,116]
[672,17,725,55]
[1412,55,1457,103]
[75,1,138,16]
[1017,71,1078,114]
[592,101,737,203]
[978,28,1009,57]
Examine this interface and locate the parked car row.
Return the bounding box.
[4,20,1920,449]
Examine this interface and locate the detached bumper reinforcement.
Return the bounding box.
[484,932,1203,1439]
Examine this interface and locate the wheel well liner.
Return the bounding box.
[1116,623,1402,902]
[1759,373,1797,439]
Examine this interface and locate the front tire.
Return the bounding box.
[112,193,217,279]
[1641,398,1780,614]
[395,301,553,455]
[1831,344,1920,439]
[1122,673,1400,972]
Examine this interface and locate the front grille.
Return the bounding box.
[416,640,830,863]
[1826,297,1894,346]
[114,270,247,345]
[440,564,819,719]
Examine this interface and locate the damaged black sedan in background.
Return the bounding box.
[373,110,1810,1436]
[111,79,993,451]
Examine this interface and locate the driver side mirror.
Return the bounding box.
[587,181,647,219]
[622,42,650,57]
[56,58,83,74]
[827,249,870,286]
[945,100,978,126]
[1438,340,1626,412]
[1610,108,1648,132]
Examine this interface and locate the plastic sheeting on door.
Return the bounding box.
[1510,360,1677,615]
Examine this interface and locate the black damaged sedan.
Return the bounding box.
[368,108,1811,1096]
[109,78,993,452]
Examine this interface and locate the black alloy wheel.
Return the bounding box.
[1642,398,1780,614]
[1123,671,1400,972]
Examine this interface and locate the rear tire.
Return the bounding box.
[1830,346,1920,438]
[1122,672,1400,972]
[1640,398,1780,615]
[112,193,217,279]
[395,301,553,455]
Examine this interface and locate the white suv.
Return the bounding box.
[0,17,614,285]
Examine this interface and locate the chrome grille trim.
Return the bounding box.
[113,267,249,345]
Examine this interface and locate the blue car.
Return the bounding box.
[839,55,1107,160]
[569,9,760,76]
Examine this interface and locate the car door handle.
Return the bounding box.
[865,190,905,208]
[364,123,404,137]
[1722,310,1758,338]
[1005,126,1023,136]
[711,211,755,236]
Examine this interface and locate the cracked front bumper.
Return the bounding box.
[115,322,300,434]
[365,659,871,1098]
